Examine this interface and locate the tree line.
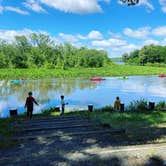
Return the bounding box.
[0,33,111,69]
[122,45,166,66]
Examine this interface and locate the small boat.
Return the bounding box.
[90,77,106,81]
[10,80,28,84]
[119,77,128,80]
[158,74,166,78]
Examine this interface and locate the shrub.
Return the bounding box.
[95,105,114,112]
[156,101,166,111]
[126,99,148,112]
[41,107,57,115]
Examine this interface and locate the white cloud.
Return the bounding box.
[159,0,166,13]
[40,0,103,14]
[123,27,150,39]
[77,30,103,40]
[87,30,103,39]
[23,0,46,13]
[92,38,127,47]
[4,6,29,15]
[152,26,166,37]
[106,43,139,57]
[112,44,139,52]
[0,29,58,43]
[0,4,29,15]
[98,0,110,3]
[24,0,109,14]
[143,39,159,45]
[161,38,166,45]
[122,44,139,51]
[0,5,3,13]
[139,0,154,10]
[108,31,122,39]
[59,30,103,42]
[59,33,78,42]
[72,42,85,48]
[92,40,110,47]
[0,29,33,42]
[23,0,110,14]
[77,34,87,40]
[1,25,166,58]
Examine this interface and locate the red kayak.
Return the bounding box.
[90,77,106,81]
[158,74,166,77]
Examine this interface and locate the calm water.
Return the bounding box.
[0,76,166,118]
[114,62,125,65]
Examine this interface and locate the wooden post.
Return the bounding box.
[10,109,17,117]
[120,103,124,112]
[88,104,93,112]
[149,102,155,110]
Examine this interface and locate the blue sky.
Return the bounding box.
[0,0,166,57]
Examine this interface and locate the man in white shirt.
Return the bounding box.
[60,95,68,116]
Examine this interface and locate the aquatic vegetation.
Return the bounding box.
[0,65,166,80]
[126,99,148,112]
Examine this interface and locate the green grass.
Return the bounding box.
[2,110,165,133]
[66,111,166,128]
[67,110,166,143]
[0,65,166,80]
[0,117,17,148]
[0,118,14,137]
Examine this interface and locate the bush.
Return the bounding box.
[156,101,166,111]
[41,107,57,115]
[95,105,114,112]
[126,99,148,112]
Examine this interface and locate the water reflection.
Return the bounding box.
[114,62,125,65]
[0,76,166,118]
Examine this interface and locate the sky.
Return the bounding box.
[0,0,166,57]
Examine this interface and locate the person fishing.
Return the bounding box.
[60,95,68,116]
[114,96,121,111]
[25,92,39,119]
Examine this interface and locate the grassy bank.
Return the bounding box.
[1,110,165,148]
[0,118,14,137]
[0,65,166,80]
[68,111,166,144]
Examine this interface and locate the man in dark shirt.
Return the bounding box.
[25,92,39,119]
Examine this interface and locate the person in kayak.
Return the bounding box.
[123,76,127,79]
[25,92,39,119]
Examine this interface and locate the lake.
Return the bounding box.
[0,76,166,118]
[114,62,125,65]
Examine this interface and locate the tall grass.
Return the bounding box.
[0,65,166,80]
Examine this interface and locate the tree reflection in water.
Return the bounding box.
[0,78,97,113]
